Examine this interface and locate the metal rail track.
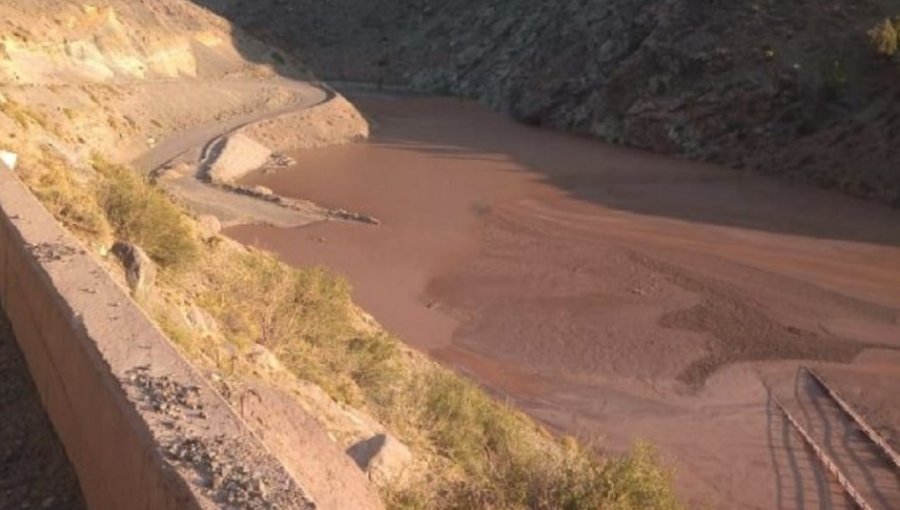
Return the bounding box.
[770,366,900,510]
[770,390,875,510]
[803,367,900,472]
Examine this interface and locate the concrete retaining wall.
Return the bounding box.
[0,165,314,509]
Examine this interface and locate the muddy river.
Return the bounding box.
[228,95,900,509]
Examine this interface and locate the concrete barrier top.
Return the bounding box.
[0,164,316,510]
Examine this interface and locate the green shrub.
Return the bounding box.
[92,157,198,269]
[869,18,899,57]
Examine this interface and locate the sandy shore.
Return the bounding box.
[228,95,900,509]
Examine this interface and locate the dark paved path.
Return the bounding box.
[0,309,86,509]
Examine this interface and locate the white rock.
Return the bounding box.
[346,433,413,486]
[197,214,222,241]
[111,241,156,298]
[0,150,18,170]
[206,133,272,183]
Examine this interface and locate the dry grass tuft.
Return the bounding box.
[19,156,111,239]
[92,156,199,270]
[869,17,900,57]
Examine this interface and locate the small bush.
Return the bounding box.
[383,370,683,510]
[22,157,110,237]
[93,157,199,269]
[198,248,376,400]
[869,18,900,57]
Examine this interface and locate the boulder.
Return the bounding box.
[196,214,222,241]
[231,383,385,510]
[111,241,156,298]
[346,433,413,486]
[206,133,272,184]
[186,305,219,337]
[246,343,286,375]
[252,185,274,196]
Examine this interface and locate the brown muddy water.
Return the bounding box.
[228,95,900,509]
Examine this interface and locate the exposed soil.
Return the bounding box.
[0,310,86,510]
[229,95,900,509]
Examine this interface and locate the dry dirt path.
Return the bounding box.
[131,77,329,174]
[229,94,900,509]
[131,77,332,227]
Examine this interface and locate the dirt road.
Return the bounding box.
[229,95,900,509]
[129,77,333,227]
[131,78,329,174]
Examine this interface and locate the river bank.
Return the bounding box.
[228,94,900,509]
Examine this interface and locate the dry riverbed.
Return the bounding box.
[228,95,900,509]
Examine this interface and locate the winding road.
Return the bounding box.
[130,77,334,227]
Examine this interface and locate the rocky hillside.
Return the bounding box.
[198,0,900,206]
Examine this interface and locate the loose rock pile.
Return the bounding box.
[124,367,311,510]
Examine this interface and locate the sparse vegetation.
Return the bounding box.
[92,157,199,269]
[0,99,38,129]
[868,17,900,57]
[195,237,682,510]
[0,42,684,501]
[17,152,682,510]
[381,370,681,510]
[19,156,110,238]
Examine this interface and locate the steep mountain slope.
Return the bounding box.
[199,0,900,206]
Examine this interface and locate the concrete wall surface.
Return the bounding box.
[0,165,315,510]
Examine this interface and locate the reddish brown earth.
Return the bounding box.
[229,95,900,509]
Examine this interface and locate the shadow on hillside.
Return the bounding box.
[190,1,900,248]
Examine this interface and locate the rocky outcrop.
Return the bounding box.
[196,214,223,241]
[240,344,417,490]
[205,133,273,184]
[204,0,900,206]
[230,382,385,510]
[239,94,370,153]
[347,433,413,486]
[111,241,156,299]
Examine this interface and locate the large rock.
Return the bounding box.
[346,433,413,486]
[205,133,272,184]
[229,382,385,510]
[111,241,156,299]
[196,214,222,241]
[185,305,219,337]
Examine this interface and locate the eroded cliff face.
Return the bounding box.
[0,0,259,84]
[0,0,309,165]
[198,0,900,205]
